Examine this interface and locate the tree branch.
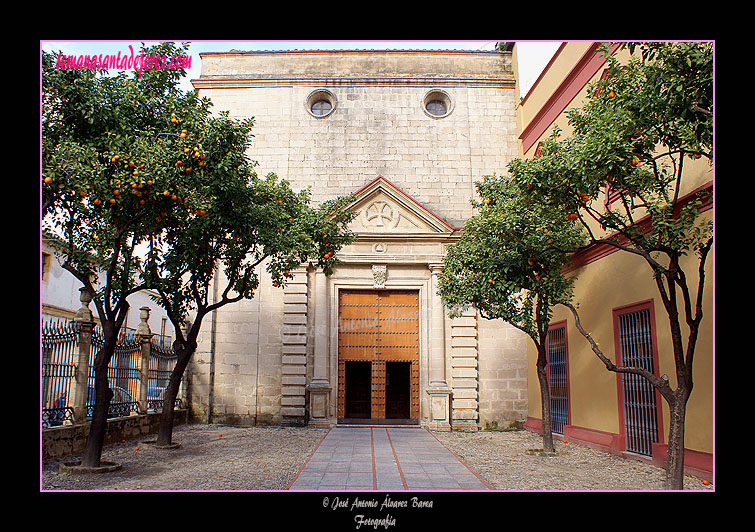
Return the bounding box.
[559,300,674,400]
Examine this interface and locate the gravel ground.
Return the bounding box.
[40,424,713,492]
[432,429,713,491]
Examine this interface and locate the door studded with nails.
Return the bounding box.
[337,289,420,423]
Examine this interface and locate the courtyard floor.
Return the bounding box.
[41,423,713,492]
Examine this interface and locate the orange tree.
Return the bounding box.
[42,42,229,467]
[508,42,713,489]
[438,174,585,453]
[140,112,355,445]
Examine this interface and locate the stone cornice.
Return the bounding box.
[191,77,515,90]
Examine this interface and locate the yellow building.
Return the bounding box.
[513,42,713,481]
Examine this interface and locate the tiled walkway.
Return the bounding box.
[288,426,491,491]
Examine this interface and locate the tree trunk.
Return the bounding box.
[156,342,196,446]
[664,388,689,490]
[80,336,116,468]
[536,345,555,453]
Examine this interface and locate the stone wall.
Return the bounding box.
[42,410,188,461]
[187,49,527,429]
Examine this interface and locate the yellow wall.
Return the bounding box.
[526,209,714,453]
[518,42,714,456]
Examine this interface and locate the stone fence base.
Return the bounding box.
[42,410,188,461]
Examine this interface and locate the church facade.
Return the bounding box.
[185,48,527,430]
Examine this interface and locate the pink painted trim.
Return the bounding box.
[612,299,665,447]
[564,424,624,454]
[519,42,567,106]
[353,175,460,231]
[525,421,713,479]
[547,320,572,428]
[651,443,713,482]
[286,428,332,489]
[427,428,493,489]
[520,42,620,155]
[563,181,713,273]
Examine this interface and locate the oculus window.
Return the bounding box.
[305,89,337,118]
[422,90,453,119]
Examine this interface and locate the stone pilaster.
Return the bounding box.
[281,267,309,426]
[135,307,153,415]
[71,288,94,425]
[307,268,332,427]
[427,263,451,431]
[450,308,479,431]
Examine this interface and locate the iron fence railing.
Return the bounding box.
[148,338,179,412]
[41,319,77,428]
[41,319,178,428]
[90,326,141,419]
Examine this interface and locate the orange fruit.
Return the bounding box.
[44,176,53,184]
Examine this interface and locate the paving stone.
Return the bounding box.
[288,426,490,490]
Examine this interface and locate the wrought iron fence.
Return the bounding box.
[41,319,77,428]
[42,318,179,428]
[148,337,179,412]
[91,326,141,419]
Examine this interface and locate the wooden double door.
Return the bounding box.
[337,289,420,424]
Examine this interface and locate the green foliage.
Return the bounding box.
[42,41,356,330]
[439,174,585,342]
[511,42,713,262]
[42,42,203,316]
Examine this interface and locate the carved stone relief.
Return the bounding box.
[372,264,387,289]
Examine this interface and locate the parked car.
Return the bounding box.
[45,386,134,426]
[147,387,166,412]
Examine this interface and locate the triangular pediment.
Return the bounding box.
[347,176,456,236]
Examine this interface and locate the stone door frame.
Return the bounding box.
[328,275,431,427]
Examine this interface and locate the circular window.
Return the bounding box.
[426,100,447,116]
[422,90,453,119]
[311,99,332,116]
[305,89,337,118]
